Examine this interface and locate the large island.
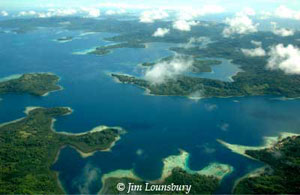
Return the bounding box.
[0,73,62,96]
[0,107,124,194]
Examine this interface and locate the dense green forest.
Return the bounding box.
[89,42,146,56]
[0,107,121,194]
[234,136,300,194]
[112,72,300,98]
[0,73,61,96]
[141,55,222,73]
[101,168,219,194]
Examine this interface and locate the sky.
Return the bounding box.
[1,0,300,12]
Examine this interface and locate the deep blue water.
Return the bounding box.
[1,27,300,194]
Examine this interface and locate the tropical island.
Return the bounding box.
[219,133,300,194]
[0,106,124,194]
[141,55,222,73]
[99,150,233,194]
[88,42,146,56]
[0,73,62,96]
[56,36,73,43]
[112,65,300,98]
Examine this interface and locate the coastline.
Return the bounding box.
[217,132,300,160]
[231,166,268,193]
[111,73,300,100]
[98,149,233,193]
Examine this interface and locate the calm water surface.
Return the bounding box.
[0,28,300,194]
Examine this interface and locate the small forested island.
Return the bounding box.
[88,42,146,56]
[56,36,73,43]
[232,135,300,194]
[0,73,61,96]
[100,150,233,194]
[0,107,124,194]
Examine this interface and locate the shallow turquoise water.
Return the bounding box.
[1,28,300,194]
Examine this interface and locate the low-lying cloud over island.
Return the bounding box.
[152,28,170,37]
[267,44,300,75]
[144,55,193,84]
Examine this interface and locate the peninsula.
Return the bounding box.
[111,70,300,98]
[88,42,146,56]
[219,133,300,194]
[0,73,62,96]
[0,107,124,194]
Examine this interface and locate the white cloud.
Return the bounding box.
[267,44,300,75]
[1,11,8,17]
[173,20,199,31]
[251,40,262,47]
[81,7,100,17]
[37,9,77,18]
[223,14,259,37]
[271,22,294,37]
[152,28,170,37]
[184,37,210,49]
[18,10,37,17]
[177,5,224,21]
[259,11,272,19]
[242,40,266,57]
[242,47,266,57]
[49,8,77,16]
[139,9,168,23]
[145,55,193,84]
[258,6,300,20]
[105,9,126,15]
[274,5,300,20]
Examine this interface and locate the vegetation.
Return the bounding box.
[141,55,221,73]
[101,168,219,194]
[234,136,300,194]
[0,73,61,96]
[112,58,300,98]
[56,36,73,42]
[89,42,146,56]
[3,18,300,98]
[163,168,219,194]
[191,60,221,73]
[0,107,122,194]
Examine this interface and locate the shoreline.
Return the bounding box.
[98,149,233,194]
[217,132,300,160]
[232,166,268,193]
[72,135,122,158]
[111,73,300,100]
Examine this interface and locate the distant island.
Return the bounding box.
[219,133,300,194]
[0,73,62,96]
[100,150,233,194]
[88,42,146,56]
[56,36,73,43]
[0,107,124,194]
